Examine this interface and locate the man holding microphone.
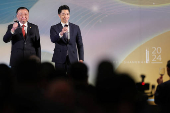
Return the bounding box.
[50,5,84,76]
[3,7,41,70]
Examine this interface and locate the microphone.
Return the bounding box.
[64,24,68,27]
[14,20,19,23]
[64,24,69,42]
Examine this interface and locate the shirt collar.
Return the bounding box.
[19,22,28,27]
[61,22,69,27]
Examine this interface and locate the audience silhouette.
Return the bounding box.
[154,60,170,113]
[0,59,154,113]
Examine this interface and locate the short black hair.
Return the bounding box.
[167,60,170,68]
[58,5,70,14]
[16,7,29,14]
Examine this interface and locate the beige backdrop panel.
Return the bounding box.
[116,31,170,102]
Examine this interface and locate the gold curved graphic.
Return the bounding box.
[116,31,170,102]
[119,0,170,6]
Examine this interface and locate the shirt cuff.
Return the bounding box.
[11,29,14,34]
[59,32,63,38]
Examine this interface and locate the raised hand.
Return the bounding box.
[11,22,18,33]
[60,26,68,36]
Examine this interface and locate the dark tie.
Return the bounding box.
[64,24,68,43]
[22,25,25,38]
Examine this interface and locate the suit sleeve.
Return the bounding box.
[76,26,84,61]
[35,25,41,60]
[3,25,13,43]
[50,26,68,44]
[154,84,166,105]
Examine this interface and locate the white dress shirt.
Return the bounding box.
[19,22,28,34]
[59,22,70,40]
[11,22,28,34]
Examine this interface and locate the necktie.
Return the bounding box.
[22,25,26,38]
[64,24,68,42]
[64,24,69,55]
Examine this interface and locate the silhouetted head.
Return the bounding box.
[0,64,13,111]
[69,62,88,82]
[16,58,41,84]
[95,60,116,86]
[167,60,170,76]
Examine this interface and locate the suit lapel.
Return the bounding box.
[57,22,63,32]
[69,22,73,42]
[57,23,67,44]
[26,22,31,41]
[18,22,21,28]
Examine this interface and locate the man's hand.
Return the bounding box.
[157,77,163,85]
[11,22,18,33]
[79,60,83,63]
[60,27,68,36]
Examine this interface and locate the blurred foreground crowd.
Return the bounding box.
[0,58,151,113]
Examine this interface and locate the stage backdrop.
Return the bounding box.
[1,0,170,87]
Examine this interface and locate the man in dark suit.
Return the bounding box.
[50,5,84,76]
[3,7,41,69]
[155,60,170,113]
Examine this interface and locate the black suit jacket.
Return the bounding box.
[155,80,170,113]
[50,22,84,63]
[3,22,41,66]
